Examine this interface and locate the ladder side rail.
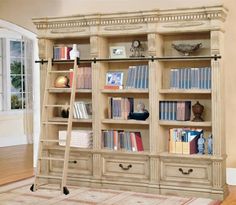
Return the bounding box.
[33,58,53,191]
[61,59,79,193]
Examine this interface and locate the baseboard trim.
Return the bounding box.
[226,168,236,185]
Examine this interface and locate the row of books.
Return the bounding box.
[126,65,149,89]
[102,130,144,152]
[58,130,92,148]
[108,97,134,120]
[169,128,203,154]
[159,101,191,121]
[170,67,211,90]
[73,101,92,119]
[69,67,92,89]
[53,46,72,60]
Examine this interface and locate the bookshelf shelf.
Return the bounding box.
[46,145,93,152]
[159,89,211,94]
[159,152,218,160]
[159,120,212,127]
[33,5,227,200]
[48,117,92,123]
[102,119,149,125]
[48,88,92,93]
[100,149,150,155]
[101,89,149,94]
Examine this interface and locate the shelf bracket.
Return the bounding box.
[214,54,220,61]
[40,59,44,65]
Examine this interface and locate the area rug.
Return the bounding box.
[0,178,221,205]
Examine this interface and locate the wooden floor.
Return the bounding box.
[0,144,235,204]
[0,144,34,186]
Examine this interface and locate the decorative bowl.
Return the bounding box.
[172,43,202,56]
[128,111,149,121]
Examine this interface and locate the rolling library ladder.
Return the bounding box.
[30,58,79,195]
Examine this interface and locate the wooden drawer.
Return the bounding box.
[102,155,149,181]
[49,150,93,177]
[160,158,212,186]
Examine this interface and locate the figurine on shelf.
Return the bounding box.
[197,134,205,154]
[192,101,204,122]
[128,102,149,121]
[207,134,213,155]
[61,102,69,118]
[137,102,146,113]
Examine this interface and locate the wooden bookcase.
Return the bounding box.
[33,5,228,199]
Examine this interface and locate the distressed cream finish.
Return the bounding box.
[33,5,227,199]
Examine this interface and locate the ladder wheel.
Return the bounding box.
[63,186,69,195]
[30,184,35,192]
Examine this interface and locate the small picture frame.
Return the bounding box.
[105,71,124,89]
[109,46,126,58]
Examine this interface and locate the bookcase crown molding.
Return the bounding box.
[33,5,227,35]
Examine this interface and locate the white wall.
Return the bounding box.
[0,113,27,146]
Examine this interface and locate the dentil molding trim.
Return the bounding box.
[33,5,227,31]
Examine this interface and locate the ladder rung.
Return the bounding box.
[49,70,72,74]
[42,121,68,125]
[45,104,69,108]
[40,157,65,161]
[37,174,62,180]
[41,139,63,143]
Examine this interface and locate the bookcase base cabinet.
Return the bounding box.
[48,152,225,200]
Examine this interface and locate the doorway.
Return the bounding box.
[0,20,40,185]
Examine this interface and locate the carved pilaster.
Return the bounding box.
[211,31,225,156]
[38,38,53,59]
[150,157,159,183]
[93,154,102,178]
[90,36,99,58]
[212,161,224,189]
[92,62,101,150]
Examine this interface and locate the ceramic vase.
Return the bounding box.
[69,44,80,60]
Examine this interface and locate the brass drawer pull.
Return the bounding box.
[69,160,77,164]
[178,168,193,175]
[119,164,132,170]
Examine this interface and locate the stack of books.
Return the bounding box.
[73,101,92,119]
[108,97,134,120]
[102,130,144,152]
[159,101,191,121]
[58,130,93,148]
[169,128,203,154]
[170,67,211,90]
[69,67,92,89]
[53,46,72,60]
[126,65,149,89]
